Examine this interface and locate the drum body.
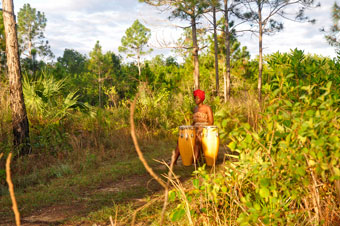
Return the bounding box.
[178,125,196,166]
[201,126,219,166]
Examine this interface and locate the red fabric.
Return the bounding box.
[193,89,205,102]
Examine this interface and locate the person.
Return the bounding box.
[172,89,214,165]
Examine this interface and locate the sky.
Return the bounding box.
[4,0,339,61]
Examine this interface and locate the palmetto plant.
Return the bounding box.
[22,71,91,122]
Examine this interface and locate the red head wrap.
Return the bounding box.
[193,89,205,102]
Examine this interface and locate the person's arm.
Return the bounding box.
[207,106,214,125]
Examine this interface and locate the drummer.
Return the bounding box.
[172,89,214,165]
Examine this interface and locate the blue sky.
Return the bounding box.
[5,0,339,61]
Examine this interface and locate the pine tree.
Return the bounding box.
[119,20,152,79]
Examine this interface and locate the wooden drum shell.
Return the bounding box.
[201,126,219,166]
[178,126,195,166]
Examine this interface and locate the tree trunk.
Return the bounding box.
[2,0,31,155]
[137,49,141,79]
[191,16,200,90]
[258,4,263,102]
[98,70,101,107]
[213,5,219,96]
[224,0,231,103]
[28,40,32,59]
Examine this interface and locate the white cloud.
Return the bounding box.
[11,0,339,60]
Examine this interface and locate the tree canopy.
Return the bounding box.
[17,3,54,59]
[119,19,152,77]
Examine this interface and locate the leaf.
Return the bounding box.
[284,99,293,107]
[272,88,280,97]
[243,123,251,130]
[193,178,199,189]
[296,167,306,176]
[321,163,329,170]
[275,123,284,132]
[168,190,176,202]
[259,187,270,198]
[333,167,340,177]
[254,203,261,211]
[308,159,316,166]
[260,178,270,187]
[171,208,185,222]
[228,142,236,150]
[305,110,314,117]
[222,119,228,127]
[245,134,252,143]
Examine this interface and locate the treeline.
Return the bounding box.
[0,1,340,156]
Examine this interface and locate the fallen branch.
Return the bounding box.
[6,153,21,226]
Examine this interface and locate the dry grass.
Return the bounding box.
[228,89,260,129]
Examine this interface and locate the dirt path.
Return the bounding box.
[16,174,165,226]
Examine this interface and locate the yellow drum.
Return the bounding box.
[178,125,196,166]
[202,126,220,166]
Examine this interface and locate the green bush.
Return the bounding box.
[169,50,340,225]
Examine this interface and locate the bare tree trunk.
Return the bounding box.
[137,50,141,78]
[191,16,200,90]
[258,4,263,102]
[2,0,31,155]
[98,70,101,107]
[224,0,231,102]
[213,5,219,96]
[28,40,32,59]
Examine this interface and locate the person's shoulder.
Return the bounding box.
[203,104,212,110]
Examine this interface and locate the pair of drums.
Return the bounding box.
[178,125,219,166]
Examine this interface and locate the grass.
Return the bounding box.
[1,129,197,225]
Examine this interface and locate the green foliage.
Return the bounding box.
[169,50,340,225]
[134,84,193,132]
[168,0,210,21]
[56,48,87,75]
[119,20,152,59]
[265,49,340,89]
[21,71,94,153]
[17,3,53,59]
[22,72,89,121]
[144,55,181,91]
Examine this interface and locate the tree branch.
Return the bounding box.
[130,93,167,189]
[6,153,21,226]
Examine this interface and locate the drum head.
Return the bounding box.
[179,125,194,130]
[203,125,218,129]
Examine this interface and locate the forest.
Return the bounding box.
[0,0,340,225]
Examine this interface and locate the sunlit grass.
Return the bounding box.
[0,132,178,222]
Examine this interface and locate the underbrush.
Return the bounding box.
[163,51,340,226]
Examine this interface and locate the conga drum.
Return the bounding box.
[178,125,196,166]
[201,126,219,166]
